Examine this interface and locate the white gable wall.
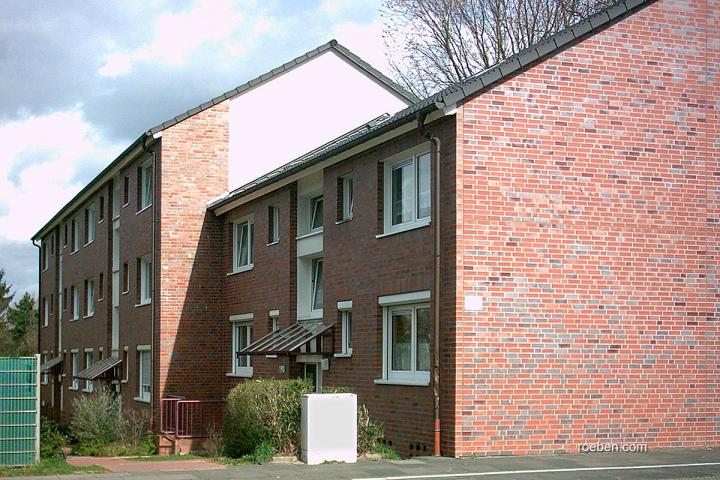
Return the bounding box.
[227,51,410,191]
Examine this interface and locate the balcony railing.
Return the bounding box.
[160,395,223,439]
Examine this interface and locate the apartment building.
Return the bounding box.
[35,0,719,457]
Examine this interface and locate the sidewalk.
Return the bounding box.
[6,448,720,480]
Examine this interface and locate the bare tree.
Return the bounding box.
[383,0,613,98]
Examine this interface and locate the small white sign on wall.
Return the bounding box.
[464,295,485,311]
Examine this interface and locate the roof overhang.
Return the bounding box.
[40,356,63,373]
[240,321,335,356]
[75,356,122,380]
[32,133,155,241]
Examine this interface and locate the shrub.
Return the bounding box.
[357,404,384,454]
[203,423,224,459]
[119,408,152,454]
[40,416,69,459]
[223,378,313,457]
[71,386,122,446]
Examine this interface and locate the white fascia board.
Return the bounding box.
[378,290,431,306]
[230,313,254,322]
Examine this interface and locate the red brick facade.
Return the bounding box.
[454,0,719,455]
[37,0,718,459]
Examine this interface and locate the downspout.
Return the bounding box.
[417,112,442,457]
[141,134,157,429]
[32,239,41,355]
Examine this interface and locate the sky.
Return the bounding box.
[0,0,393,299]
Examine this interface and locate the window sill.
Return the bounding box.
[227,264,254,276]
[83,240,94,247]
[81,389,94,393]
[122,203,129,209]
[373,377,430,387]
[121,379,128,384]
[122,290,129,295]
[296,230,323,241]
[134,397,151,404]
[335,217,353,225]
[226,368,253,378]
[83,314,94,319]
[376,218,431,239]
[297,312,323,322]
[334,352,352,358]
[70,317,80,322]
[42,267,48,273]
[135,300,151,308]
[41,324,48,329]
[265,355,278,359]
[69,386,79,391]
[70,249,79,255]
[267,240,279,247]
[98,219,104,224]
[137,204,152,215]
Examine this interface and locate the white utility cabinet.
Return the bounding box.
[300,393,357,465]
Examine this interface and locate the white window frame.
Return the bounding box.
[83,349,94,393]
[382,145,432,236]
[310,257,324,315]
[122,346,129,383]
[136,346,151,403]
[139,254,152,305]
[229,314,253,377]
[342,176,354,221]
[269,205,280,245]
[42,241,49,271]
[232,216,254,273]
[310,195,323,232]
[70,352,79,390]
[72,286,80,321]
[43,297,49,327]
[85,280,95,317]
[72,216,80,253]
[140,162,153,210]
[376,292,431,386]
[85,204,95,245]
[341,310,352,356]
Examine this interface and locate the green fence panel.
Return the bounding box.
[0,357,39,466]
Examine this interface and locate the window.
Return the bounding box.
[341,176,353,221]
[85,204,95,244]
[42,242,48,271]
[310,196,323,231]
[383,149,431,234]
[123,263,129,293]
[43,297,49,327]
[122,348,129,382]
[83,351,93,392]
[138,349,151,402]
[377,293,431,385]
[99,196,105,221]
[231,316,253,377]
[98,273,104,301]
[140,163,153,210]
[268,205,279,244]
[311,258,323,313]
[139,255,152,304]
[342,311,352,355]
[70,352,79,390]
[270,313,279,333]
[123,176,129,206]
[71,286,79,320]
[85,279,95,316]
[62,288,67,312]
[41,352,48,385]
[71,217,80,252]
[64,224,68,247]
[233,219,254,272]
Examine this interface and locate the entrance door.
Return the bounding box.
[304,363,321,393]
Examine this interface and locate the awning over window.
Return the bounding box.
[75,356,122,380]
[240,321,335,356]
[40,356,63,373]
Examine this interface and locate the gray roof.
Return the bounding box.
[40,356,63,373]
[240,320,335,356]
[32,40,416,240]
[209,0,651,211]
[148,40,418,135]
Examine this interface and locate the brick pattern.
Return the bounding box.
[455,0,720,455]
[156,103,229,411]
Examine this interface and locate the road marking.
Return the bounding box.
[353,462,720,480]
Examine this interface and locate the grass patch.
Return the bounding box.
[0,457,105,477]
[373,443,402,460]
[128,453,203,461]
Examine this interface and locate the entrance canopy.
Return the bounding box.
[40,356,63,373]
[75,356,122,380]
[240,321,335,356]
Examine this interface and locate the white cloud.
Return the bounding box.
[98,0,272,78]
[0,109,124,241]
